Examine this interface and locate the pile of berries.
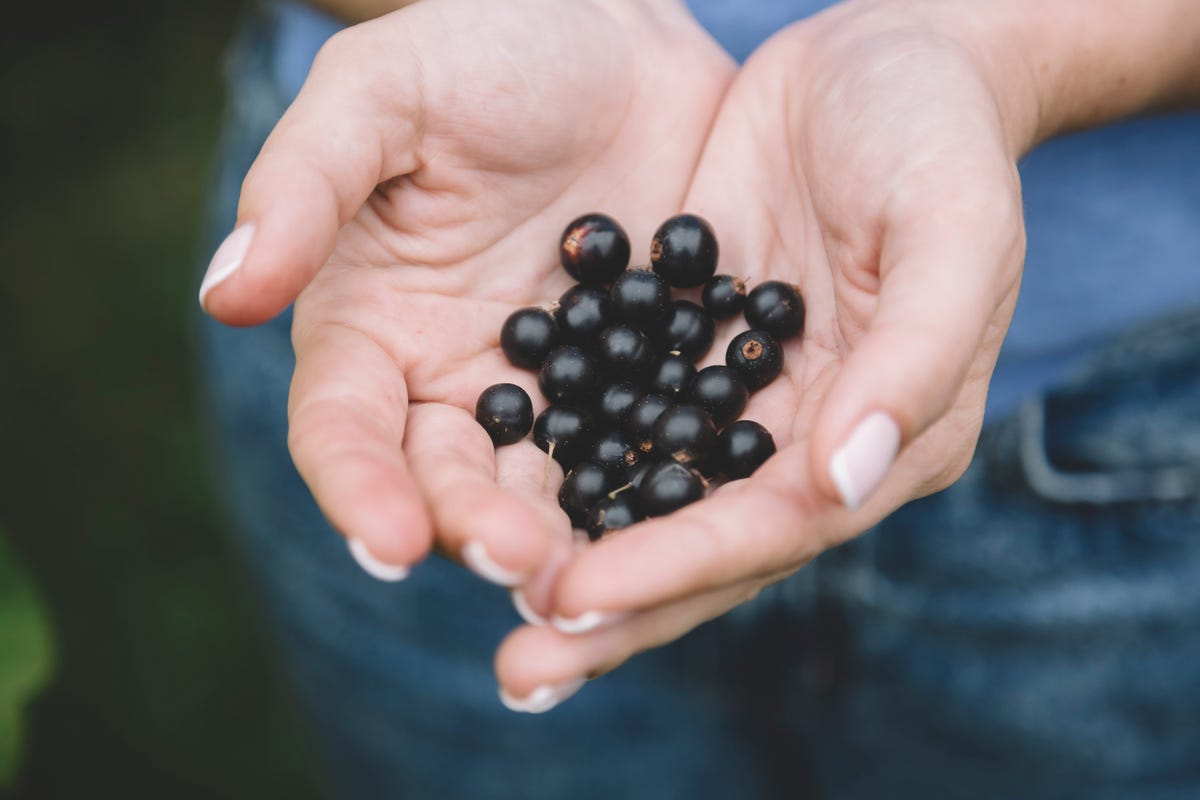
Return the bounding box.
[474,213,803,541]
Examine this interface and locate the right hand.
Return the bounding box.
[198,0,735,591]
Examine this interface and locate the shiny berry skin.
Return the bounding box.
[656,300,714,362]
[650,213,719,288]
[559,213,631,285]
[500,307,558,369]
[726,330,784,390]
[596,382,641,429]
[597,324,654,378]
[687,365,749,428]
[474,383,534,446]
[624,393,672,454]
[538,345,598,405]
[585,491,644,541]
[648,351,695,400]
[652,404,717,468]
[743,281,805,340]
[558,461,617,529]
[554,285,612,347]
[533,406,594,467]
[640,460,706,517]
[610,268,670,330]
[702,274,747,320]
[627,458,658,491]
[716,420,777,480]
[591,430,640,477]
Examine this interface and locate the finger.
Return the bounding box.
[496,579,763,713]
[811,163,1025,509]
[404,403,573,588]
[199,20,424,324]
[288,321,432,574]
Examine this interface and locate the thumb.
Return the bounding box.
[810,177,1025,509]
[198,20,424,325]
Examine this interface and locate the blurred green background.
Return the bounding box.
[0,2,324,796]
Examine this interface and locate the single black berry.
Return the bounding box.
[648,351,696,400]
[585,491,644,541]
[726,330,784,390]
[610,268,670,331]
[538,345,598,405]
[743,281,805,340]
[625,393,672,455]
[640,460,706,517]
[650,214,719,288]
[716,420,777,480]
[597,324,654,378]
[656,300,714,362]
[554,285,612,347]
[591,430,640,477]
[627,458,658,491]
[687,365,749,428]
[558,461,617,529]
[474,383,534,446]
[702,275,747,320]
[533,406,594,467]
[595,382,641,429]
[652,404,717,468]
[500,307,558,369]
[559,213,631,285]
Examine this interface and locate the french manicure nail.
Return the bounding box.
[199,223,255,310]
[347,539,409,582]
[463,540,525,587]
[829,411,901,509]
[498,679,585,714]
[511,588,547,626]
[551,610,626,635]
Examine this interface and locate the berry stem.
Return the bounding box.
[607,483,633,501]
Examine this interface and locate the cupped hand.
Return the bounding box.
[496,0,1034,706]
[200,0,735,580]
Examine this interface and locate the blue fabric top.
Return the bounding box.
[265,0,1200,419]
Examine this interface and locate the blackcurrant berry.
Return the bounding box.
[627,457,658,491]
[559,213,631,285]
[716,420,777,480]
[474,383,534,446]
[500,307,558,369]
[640,460,706,517]
[624,393,672,455]
[648,351,695,400]
[597,324,654,378]
[533,406,594,467]
[558,461,617,529]
[656,300,714,362]
[687,365,749,428]
[585,491,644,541]
[591,430,640,477]
[554,285,612,347]
[652,404,717,468]
[538,345,598,405]
[650,213,719,288]
[595,382,641,429]
[702,275,747,320]
[743,281,805,340]
[726,330,784,390]
[610,268,670,331]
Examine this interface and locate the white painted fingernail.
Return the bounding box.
[511,588,547,626]
[829,411,901,509]
[463,540,524,587]
[347,539,409,582]
[199,223,255,310]
[551,610,625,635]
[498,679,585,714]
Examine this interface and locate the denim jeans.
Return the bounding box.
[198,12,1200,799]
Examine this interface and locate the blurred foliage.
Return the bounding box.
[0,2,325,798]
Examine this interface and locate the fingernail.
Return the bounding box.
[463,541,524,587]
[551,610,626,635]
[199,223,255,310]
[829,411,901,509]
[347,539,409,582]
[498,679,585,714]
[511,588,547,626]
